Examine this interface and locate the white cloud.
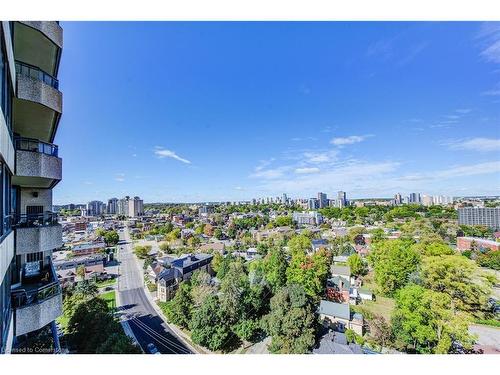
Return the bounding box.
[234,186,244,191]
[250,167,287,180]
[330,135,370,146]
[482,88,500,96]
[455,108,472,114]
[154,148,191,164]
[446,137,500,152]
[295,167,320,174]
[303,150,339,164]
[115,173,125,182]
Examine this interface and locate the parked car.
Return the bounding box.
[147,343,160,354]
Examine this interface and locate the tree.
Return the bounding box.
[368,239,420,296]
[162,283,193,329]
[347,226,366,243]
[391,285,475,354]
[261,284,316,354]
[214,228,223,240]
[103,230,119,246]
[233,319,259,342]
[420,255,492,317]
[220,262,249,324]
[76,265,86,281]
[347,253,367,277]
[369,315,392,349]
[477,251,500,270]
[262,247,288,292]
[66,297,140,353]
[286,248,330,298]
[96,333,141,354]
[134,245,151,259]
[159,242,170,253]
[190,294,231,351]
[203,223,214,236]
[287,235,312,255]
[211,252,224,275]
[74,280,98,298]
[411,242,454,257]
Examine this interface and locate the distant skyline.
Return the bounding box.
[53,22,500,204]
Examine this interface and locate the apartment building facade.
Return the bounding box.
[0,21,63,353]
[458,207,500,230]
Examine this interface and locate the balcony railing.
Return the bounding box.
[13,212,59,228]
[14,137,59,157]
[15,60,59,90]
[11,261,61,309]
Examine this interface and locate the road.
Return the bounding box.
[116,226,192,354]
[469,324,500,354]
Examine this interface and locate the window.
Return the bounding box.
[0,26,13,136]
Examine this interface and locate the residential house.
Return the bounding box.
[318,300,364,335]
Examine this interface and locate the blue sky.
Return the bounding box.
[53,22,500,204]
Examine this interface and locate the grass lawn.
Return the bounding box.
[96,278,117,288]
[360,296,395,321]
[99,290,116,310]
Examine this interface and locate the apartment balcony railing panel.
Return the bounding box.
[14,213,62,255]
[11,261,62,336]
[15,61,62,115]
[13,137,62,187]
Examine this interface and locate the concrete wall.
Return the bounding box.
[16,74,62,114]
[15,150,62,182]
[0,105,14,173]
[20,187,52,213]
[15,292,62,336]
[1,22,16,92]
[19,22,63,49]
[0,232,14,285]
[15,225,62,255]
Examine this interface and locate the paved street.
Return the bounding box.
[116,227,192,354]
[469,324,500,354]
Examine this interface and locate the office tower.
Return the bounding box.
[308,198,319,210]
[117,196,143,217]
[107,197,118,214]
[458,207,500,230]
[394,193,402,205]
[421,195,433,207]
[282,193,288,205]
[87,200,104,216]
[337,191,347,208]
[408,192,421,204]
[130,196,144,217]
[317,192,328,209]
[1,21,64,353]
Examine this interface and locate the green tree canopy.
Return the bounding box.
[347,253,367,277]
[391,285,475,354]
[261,284,316,354]
[420,255,492,317]
[368,239,420,296]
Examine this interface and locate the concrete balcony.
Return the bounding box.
[14,213,62,255]
[14,61,62,142]
[13,137,62,188]
[11,260,62,336]
[14,21,62,76]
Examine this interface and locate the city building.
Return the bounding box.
[421,195,433,207]
[107,197,118,215]
[337,191,347,208]
[292,211,324,225]
[308,198,318,210]
[198,204,214,216]
[1,21,64,353]
[394,193,403,205]
[456,236,500,252]
[458,207,500,230]
[86,200,105,216]
[117,195,144,218]
[318,192,328,209]
[282,193,288,205]
[408,192,421,204]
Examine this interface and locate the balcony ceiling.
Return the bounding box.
[14,22,60,76]
[13,98,58,142]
